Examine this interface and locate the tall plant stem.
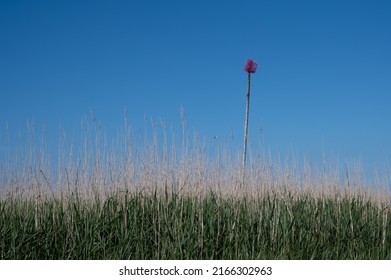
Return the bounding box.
[242,72,251,185]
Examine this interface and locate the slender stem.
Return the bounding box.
[242,72,251,185]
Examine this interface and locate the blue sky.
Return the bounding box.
[1,0,390,180]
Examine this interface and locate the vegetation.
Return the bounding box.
[0,116,390,259]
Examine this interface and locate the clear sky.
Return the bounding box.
[1,0,390,181]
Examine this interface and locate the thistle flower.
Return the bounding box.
[244,59,257,73]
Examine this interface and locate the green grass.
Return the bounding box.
[1,188,390,259]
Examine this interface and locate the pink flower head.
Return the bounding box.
[244,59,257,73]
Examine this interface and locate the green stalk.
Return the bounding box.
[242,72,251,185]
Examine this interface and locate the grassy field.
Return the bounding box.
[0,188,390,259]
[0,116,390,259]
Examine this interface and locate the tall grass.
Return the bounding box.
[0,114,390,259]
